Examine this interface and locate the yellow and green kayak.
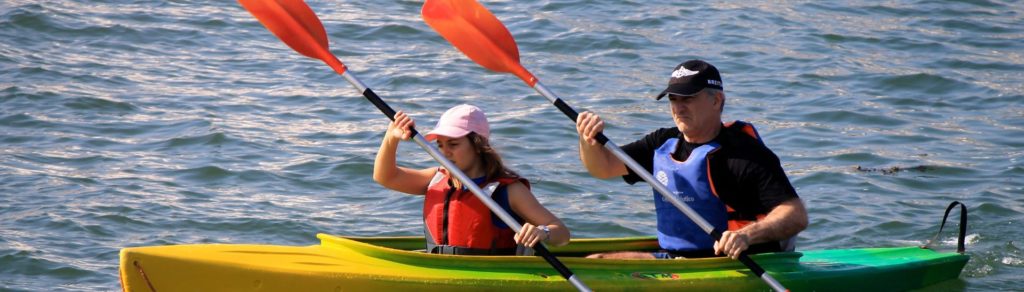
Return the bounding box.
[119,233,967,291]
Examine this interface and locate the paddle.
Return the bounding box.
[237,1,591,291]
[422,1,788,291]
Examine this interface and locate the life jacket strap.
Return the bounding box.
[428,245,519,255]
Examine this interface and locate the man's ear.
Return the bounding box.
[714,91,725,111]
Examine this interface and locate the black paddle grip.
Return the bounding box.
[552,98,578,121]
[710,228,724,241]
[533,244,575,280]
[362,88,396,119]
[362,88,420,137]
[553,98,609,145]
[738,254,767,277]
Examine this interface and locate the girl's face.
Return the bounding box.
[436,135,482,177]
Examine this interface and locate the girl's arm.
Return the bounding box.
[372,111,435,195]
[507,182,570,247]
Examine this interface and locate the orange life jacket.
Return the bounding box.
[423,168,529,255]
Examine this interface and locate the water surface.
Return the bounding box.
[1,0,1022,290]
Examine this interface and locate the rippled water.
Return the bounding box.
[2,0,1022,291]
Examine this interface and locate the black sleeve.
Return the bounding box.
[621,128,678,185]
[715,127,799,214]
[737,154,799,210]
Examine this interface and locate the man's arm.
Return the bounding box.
[576,111,628,179]
[714,198,808,259]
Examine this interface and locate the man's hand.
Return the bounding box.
[713,198,808,259]
[714,230,750,259]
[576,111,605,146]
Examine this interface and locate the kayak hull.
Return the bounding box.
[119,234,968,291]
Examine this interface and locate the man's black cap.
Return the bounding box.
[655,59,724,100]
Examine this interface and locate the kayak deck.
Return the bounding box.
[119,234,968,291]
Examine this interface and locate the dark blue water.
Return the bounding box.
[2,1,1022,290]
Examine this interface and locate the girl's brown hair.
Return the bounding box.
[450,132,518,189]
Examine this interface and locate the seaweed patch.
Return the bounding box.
[855,165,933,175]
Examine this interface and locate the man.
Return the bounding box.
[576,59,808,259]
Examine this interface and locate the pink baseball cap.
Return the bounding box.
[424,104,490,141]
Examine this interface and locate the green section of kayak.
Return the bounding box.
[332,234,968,291]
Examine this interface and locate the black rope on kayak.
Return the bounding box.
[133,260,158,292]
[921,201,968,254]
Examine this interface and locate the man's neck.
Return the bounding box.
[682,123,722,144]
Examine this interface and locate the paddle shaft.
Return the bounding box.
[339,71,591,292]
[534,81,787,292]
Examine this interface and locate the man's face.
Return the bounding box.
[667,89,720,135]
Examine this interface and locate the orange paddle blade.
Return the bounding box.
[239,0,345,74]
[422,0,536,85]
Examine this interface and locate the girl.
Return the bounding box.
[373,104,570,255]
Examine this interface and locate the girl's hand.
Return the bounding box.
[388,111,415,140]
[514,223,550,248]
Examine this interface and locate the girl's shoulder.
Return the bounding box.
[498,176,531,193]
[495,172,529,187]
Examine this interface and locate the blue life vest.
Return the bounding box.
[652,139,729,251]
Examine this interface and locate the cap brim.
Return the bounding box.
[424,126,471,141]
[655,85,703,100]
